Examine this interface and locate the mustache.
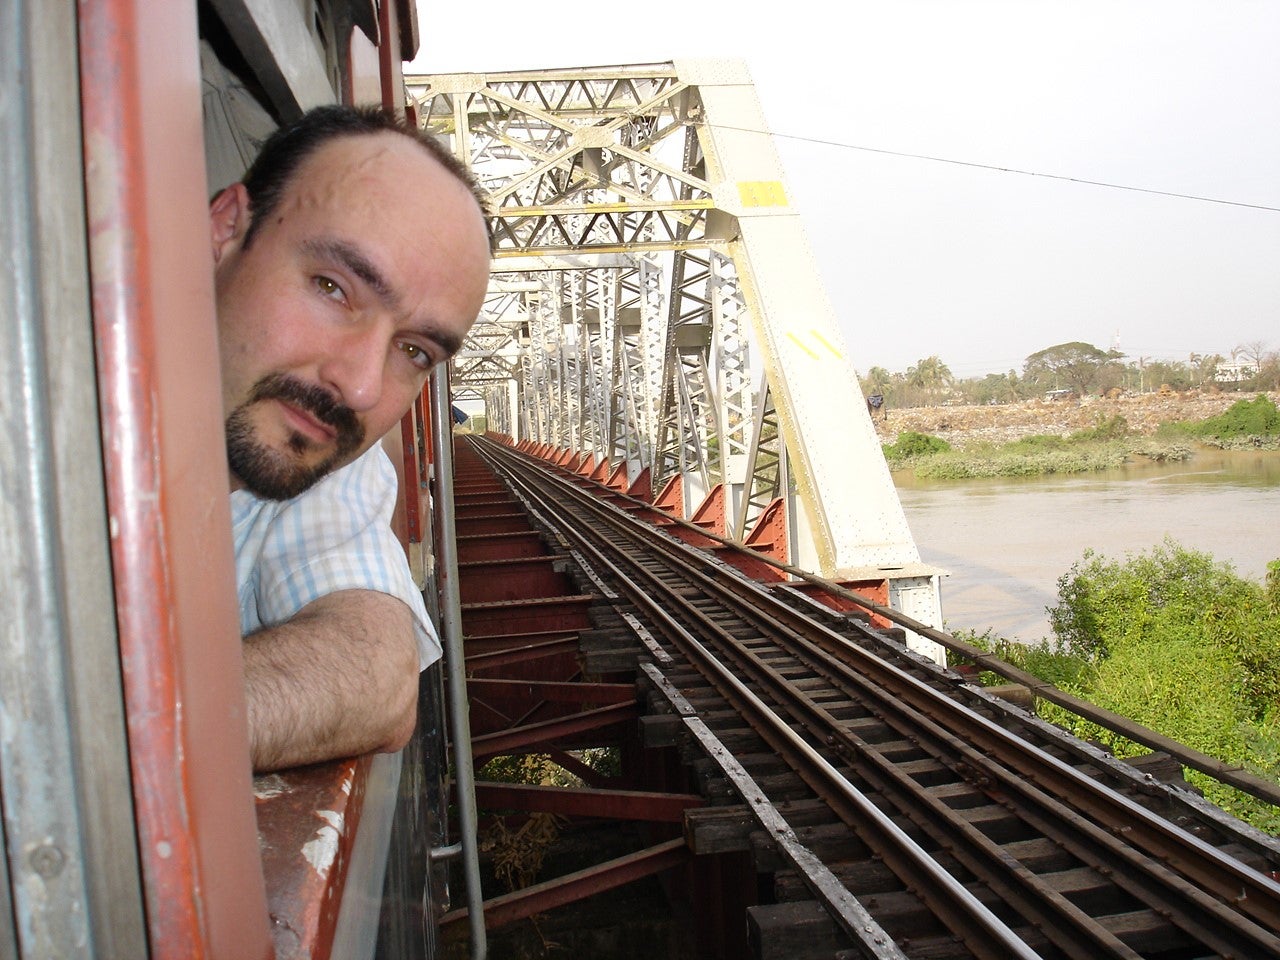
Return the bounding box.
[248,374,363,445]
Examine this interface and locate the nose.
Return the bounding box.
[317,330,386,413]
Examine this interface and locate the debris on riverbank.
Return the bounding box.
[873,391,1280,449]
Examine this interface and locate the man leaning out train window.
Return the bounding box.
[209,105,491,772]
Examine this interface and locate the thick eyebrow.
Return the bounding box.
[303,237,399,308]
[302,236,465,360]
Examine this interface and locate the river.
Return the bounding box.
[894,449,1280,644]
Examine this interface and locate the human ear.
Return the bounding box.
[209,184,250,264]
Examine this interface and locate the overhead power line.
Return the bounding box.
[709,123,1280,213]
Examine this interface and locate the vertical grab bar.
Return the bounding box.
[427,368,487,959]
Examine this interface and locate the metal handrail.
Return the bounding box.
[429,370,486,960]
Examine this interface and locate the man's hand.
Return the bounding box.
[243,589,419,772]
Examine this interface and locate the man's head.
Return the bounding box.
[211,105,491,500]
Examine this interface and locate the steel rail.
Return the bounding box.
[487,437,1280,809]
[473,442,1045,958]
[665,622,1145,958]
[644,663,910,960]
[676,568,1280,957]
[664,549,1280,944]
[509,440,1280,937]
[574,470,1280,952]
[505,466,1150,959]
[472,436,1280,955]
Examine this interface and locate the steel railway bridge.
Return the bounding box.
[407,62,1280,958]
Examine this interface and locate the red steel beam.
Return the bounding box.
[441,838,691,930]
[461,595,595,637]
[466,678,635,705]
[464,636,581,671]
[473,782,703,822]
[470,702,639,760]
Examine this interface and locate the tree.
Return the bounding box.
[1257,355,1280,390]
[1023,341,1117,396]
[861,366,894,396]
[1189,353,1223,387]
[1236,340,1270,374]
[962,370,1024,405]
[1235,340,1278,390]
[905,355,953,400]
[1143,359,1191,393]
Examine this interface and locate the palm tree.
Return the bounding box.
[906,355,953,394]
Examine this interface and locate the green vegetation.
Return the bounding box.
[1158,394,1280,449]
[477,747,620,789]
[964,542,1280,833]
[911,444,1139,480]
[883,415,1192,479]
[1023,341,1124,397]
[859,339,1278,409]
[882,431,951,460]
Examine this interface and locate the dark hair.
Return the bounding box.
[238,104,490,249]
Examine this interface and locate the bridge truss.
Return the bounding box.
[407,60,942,655]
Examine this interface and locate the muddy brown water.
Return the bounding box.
[894,449,1280,643]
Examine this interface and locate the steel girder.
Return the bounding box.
[408,60,943,657]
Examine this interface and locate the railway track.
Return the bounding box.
[461,435,1280,959]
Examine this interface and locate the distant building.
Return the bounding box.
[1215,361,1257,383]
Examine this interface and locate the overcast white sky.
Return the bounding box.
[409,0,1280,379]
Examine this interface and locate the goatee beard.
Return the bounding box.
[226,373,365,500]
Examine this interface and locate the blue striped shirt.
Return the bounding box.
[230,444,440,668]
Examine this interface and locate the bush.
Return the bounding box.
[913,442,1131,479]
[1042,540,1280,831]
[891,412,1193,479]
[1068,414,1130,442]
[1003,433,1071,454]
[954,628,1095,691]
[883,431,951,461]
[1160,394,1280,440]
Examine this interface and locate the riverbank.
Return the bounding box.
[873,390,1280,449]
[895,449,1280,644]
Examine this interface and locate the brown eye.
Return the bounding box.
[315,276,344,299]
[398,342,433,371]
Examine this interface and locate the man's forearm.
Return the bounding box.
[243,589,419,772]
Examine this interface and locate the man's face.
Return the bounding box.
[211,132,490,499]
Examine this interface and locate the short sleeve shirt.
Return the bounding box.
[230,444,441,669]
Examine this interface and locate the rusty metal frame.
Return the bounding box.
[466,679,635,706]
[78,0,271,956]
[473,782,702,823]
[442,838,691,932]
[470,703,640,762]
[0,2,147,954]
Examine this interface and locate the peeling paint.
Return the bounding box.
[300,809,343,877]
[253,775,289,801]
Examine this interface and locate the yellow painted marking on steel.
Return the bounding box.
[810,331,843,360]
[737,181,788,208]
[785,331,819,359]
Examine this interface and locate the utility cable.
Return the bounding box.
[707,122,1280,213]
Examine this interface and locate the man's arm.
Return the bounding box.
[243,588,419,772]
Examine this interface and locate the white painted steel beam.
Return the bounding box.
[410,61,943,658]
